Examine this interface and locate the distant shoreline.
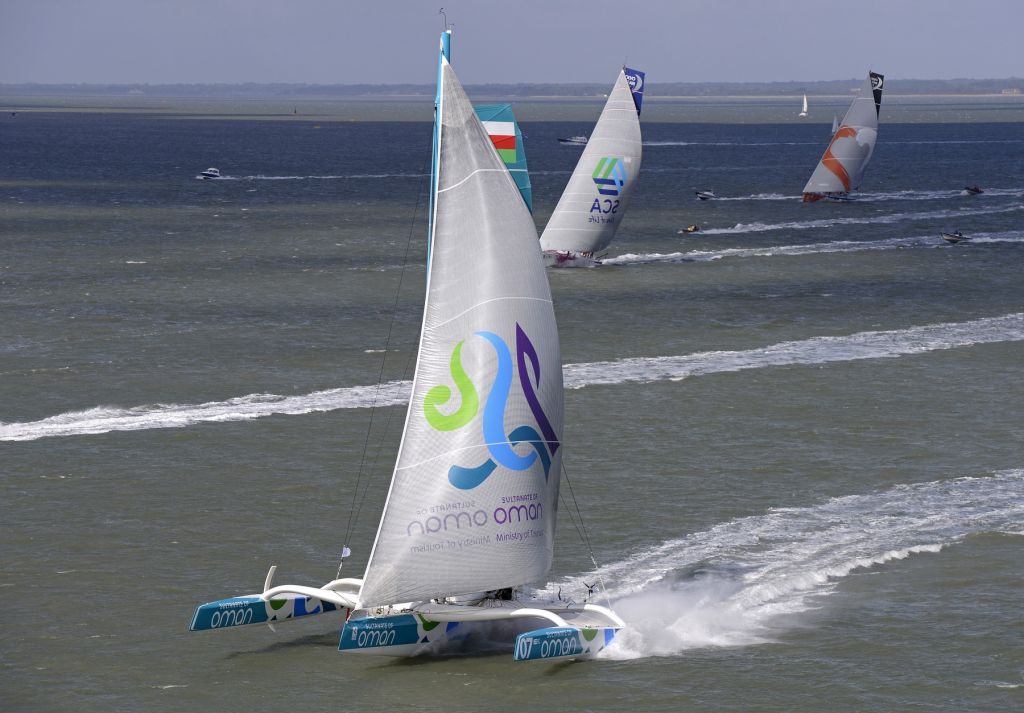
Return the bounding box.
[1,78,1022,100]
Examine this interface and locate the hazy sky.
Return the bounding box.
[1,0,1021,85]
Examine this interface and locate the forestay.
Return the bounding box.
[539,68,643,255]
[358,58,564,608]
[803,72,884,199]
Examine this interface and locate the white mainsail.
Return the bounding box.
[799,94,808,117]
[358,58,564,608]
[803,72,884,201]
[539,69,643,257]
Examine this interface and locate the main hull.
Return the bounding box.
[543,250,602,268]
[339,599,623,661]
[802,191,853,203]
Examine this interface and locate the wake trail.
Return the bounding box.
[538,469,1024,657]
[699,203,1024,235]
[605,230,1024,266]
[3,314,1023,442]
[678,188,1024,203]
[212,173,427,181]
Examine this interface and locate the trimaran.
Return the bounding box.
[802,71,884,202]
[539,66,645,266]
[189,30,624,662]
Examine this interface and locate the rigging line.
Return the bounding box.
[557,491,588,558]
[340,154,430,561]
[353,330,420,543]
[560,459,613,608]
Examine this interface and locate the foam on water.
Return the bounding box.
[606,230,1024,266]
[563,312,1024,388]
[682,187,1024,203]
[643,141,818,147]
[213,173,427,181]
[700,203,1024,235]
[711,193,798,201]
[3,314,1022,441]
[539,470,1024,658]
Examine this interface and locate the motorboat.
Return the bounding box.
[678,224,700,234]
[199,167,221,179]
[941,230,967,244]
[695,190,716,200]
[557,135,589,146]
[963,185,984,195]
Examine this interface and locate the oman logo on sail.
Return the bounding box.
[423,325,559,491]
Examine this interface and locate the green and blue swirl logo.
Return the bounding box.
[423,324,559,490]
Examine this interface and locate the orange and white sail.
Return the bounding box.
[803,72,883,201]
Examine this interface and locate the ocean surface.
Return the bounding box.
[2,101,1023,712]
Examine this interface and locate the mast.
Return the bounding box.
[427,28,452,261]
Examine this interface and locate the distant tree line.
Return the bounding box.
[2,78,1022,98]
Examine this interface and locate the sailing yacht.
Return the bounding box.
[802,72,884,202]
[188,30,624,663]
[539,67,645,267]
[799,94,808,117]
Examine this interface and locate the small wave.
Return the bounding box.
[3,314,1022,442]
[700,203,1024,235]
[538,469,1024,658]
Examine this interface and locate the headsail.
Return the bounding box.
[475,103,533,212]
[358,58,563,608]
[539,68,643,257]
[802,72,884,201]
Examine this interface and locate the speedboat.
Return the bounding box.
[557,135,588,146]
[695,190,716,200]
[963,185,984,195]
[678,224,700,234]
[199,167,221,179]
[941,230,967,244]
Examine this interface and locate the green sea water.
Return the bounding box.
[2,99,1023,711]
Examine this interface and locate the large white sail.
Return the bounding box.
[803,72,884,201]
[358,58,564,608]
[539,69,643,257]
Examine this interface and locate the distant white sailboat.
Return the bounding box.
[188,29,624,663]
[803,71,884,202]
[799,94,809,117]
[831,114,839,134]
[539,67,645,267]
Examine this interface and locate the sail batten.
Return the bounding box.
[359,58,563,609]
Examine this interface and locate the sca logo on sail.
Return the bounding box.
[423,324,559,491]
[590,157,627,216]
